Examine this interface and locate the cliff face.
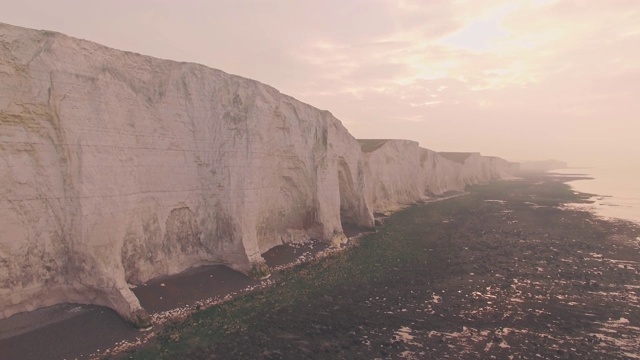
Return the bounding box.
[359,140,465,213]
[0,23,515,326]
[419,148,466,195]
[439,152,515,185]
[361,144,514,213]
[0,23,373,326]
[359,140,425,212]
[486,156,518,181]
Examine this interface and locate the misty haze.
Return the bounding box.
[1,1,639,359]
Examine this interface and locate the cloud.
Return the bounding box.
[2,0,639,165]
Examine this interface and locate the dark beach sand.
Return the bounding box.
[262,242,330,269]
[0,304,138,360]
[0,239,344,360]
[133,265,259,314]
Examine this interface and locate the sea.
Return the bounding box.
[551,167,640,225]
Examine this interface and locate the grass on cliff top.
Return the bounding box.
[121,178,586,359]
[357,139,390,153]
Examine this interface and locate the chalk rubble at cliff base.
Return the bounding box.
[0,22,515,325]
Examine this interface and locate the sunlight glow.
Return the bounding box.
[441,2,521,51]
[440,18,509,52]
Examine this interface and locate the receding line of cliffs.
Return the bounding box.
[0,22,516,327]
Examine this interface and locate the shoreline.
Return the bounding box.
[549,168,640,226]
[1,173,639,359]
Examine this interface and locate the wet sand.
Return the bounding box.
[0,304,138,360]
[133,265,259,314]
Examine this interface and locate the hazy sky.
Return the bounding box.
[3,0,639,167]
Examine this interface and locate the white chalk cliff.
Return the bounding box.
[359,139,467,213]
[419,148,467,195]
[439,152,515,185]
[0,23,513,326]
[358,141,513,213]
[0,23,374,326]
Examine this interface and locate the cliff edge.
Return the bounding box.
[0,22,514,326]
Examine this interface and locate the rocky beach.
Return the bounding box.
[119,172,640,359]
[2,172,640,359]
[8,170,632,360]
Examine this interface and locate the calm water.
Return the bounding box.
[551,167,640,224]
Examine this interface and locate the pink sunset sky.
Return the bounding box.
[3,0,639,167]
